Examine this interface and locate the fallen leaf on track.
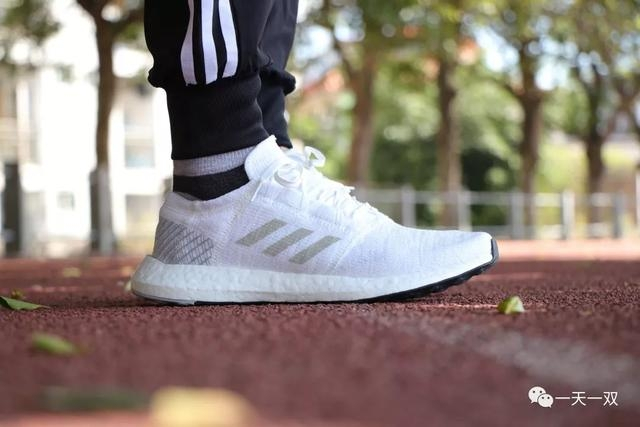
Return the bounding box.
[31,333,80,356]
[120,265,135,277]
[40,386,148,412]
[61,267,82,278]
[497,296,525,314]
[151,387,255,427]
[10,289,24,300]
[0,296,48,311]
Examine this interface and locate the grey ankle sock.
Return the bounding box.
[173,145,254,176]
[172,146,254,200]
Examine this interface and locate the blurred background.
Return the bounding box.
[0,0,638,257]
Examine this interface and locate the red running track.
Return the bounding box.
[0,240,639,426]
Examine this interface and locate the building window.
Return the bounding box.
[122,85,155,169]
[125,194,160,234]
[57,192,75,211]
[0,77,17,119]
[0,77,18,160]
[125,137,155,168]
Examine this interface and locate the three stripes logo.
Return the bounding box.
[181,0,239,85]
[235,219,341,264]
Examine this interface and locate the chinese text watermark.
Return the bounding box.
[528,386,618,408]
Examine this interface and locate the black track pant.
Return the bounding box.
[144,0,299,159]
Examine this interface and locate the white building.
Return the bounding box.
[0,0,171,256]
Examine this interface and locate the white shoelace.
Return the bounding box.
[253,146,377,219]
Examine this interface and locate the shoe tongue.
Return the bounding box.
[244,135,288,180]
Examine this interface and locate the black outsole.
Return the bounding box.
[359,238,500,302]
[154,238,500,305]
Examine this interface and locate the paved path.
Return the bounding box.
[1,240,639,426]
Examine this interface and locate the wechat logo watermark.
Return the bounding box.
[529,386,553,408]
[529,386,618,408]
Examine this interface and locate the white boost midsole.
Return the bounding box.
[131,252,493,303]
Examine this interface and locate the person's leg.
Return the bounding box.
[145,0,286,199]
[257,0,299,148]
[133,0,498,304]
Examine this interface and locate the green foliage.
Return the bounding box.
[457,67,520,160]
[559,0,640,141]
[458,76,519,226]
[497,295,525,314]
[544,82,588,138]
[118,21,144,45]
[289,91,353,179]
[1,0,59,44]
[536,143,584,193]
[0,296,48,310]
[41,387,148,412]
[368,57,521,225]
[294,0,638,222]
[370,61,439,189]
[0,0,59,69]
[31,333,80,355]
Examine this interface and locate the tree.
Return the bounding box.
[76,0,143,254]
[618,75,640,143]
[607,2,640,147]
[370,55,520,227]
[559,0,640,224]
[0,0,59,70]
[489,0,567,236]
[0,0,59,118]
[314,0,416,184]
[0,1,59,255]
[408,0,485,226]
[303,0,518,226]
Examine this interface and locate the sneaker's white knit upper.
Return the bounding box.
[154,136,493,279]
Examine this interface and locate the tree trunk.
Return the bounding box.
[585,134,605,227]
[347,51,376,185]
[90,23,116,254]
[622,100,640,145]
[2,163,22,255]
[517,93,543,238]
[435,59,461,227]
[584,87,607,229]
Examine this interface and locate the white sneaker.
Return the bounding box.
[132,136,498,303]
